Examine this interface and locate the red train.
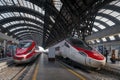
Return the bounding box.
[13,40,39,64]
[54,37,106,68]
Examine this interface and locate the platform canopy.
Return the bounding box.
[0,0,115,48]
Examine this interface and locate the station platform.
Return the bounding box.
[31,53,86,80]
[105,56,120,70]
[31,53,120,80]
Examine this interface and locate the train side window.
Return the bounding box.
[64,42,70,48]
[55,46,60,51]
[79,52,87,57]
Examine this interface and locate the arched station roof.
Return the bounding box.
[86,0,120,45]
[0,0,115,48]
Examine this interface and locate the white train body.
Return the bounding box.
[54,38,106,68]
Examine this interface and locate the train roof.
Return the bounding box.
[19,40,35,43]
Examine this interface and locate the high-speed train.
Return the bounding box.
[13,40,39,64]
[54,37,106,68]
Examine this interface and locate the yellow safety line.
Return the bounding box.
[32,62,39,80]
[59,62,86,80]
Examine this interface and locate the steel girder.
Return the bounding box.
[43,0,114,48]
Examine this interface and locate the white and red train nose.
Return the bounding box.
[85,51,106,68]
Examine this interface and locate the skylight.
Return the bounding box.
[53,0,63,11]
[106,20,115,26]
[0,12,44,24]
[96,39,100,43]
[92,27,98,32]
[102,10,113,14]
[118,34,120,37]
[96,16,102,19]
[109,11,120,17]
[91,40,95,44]
[50,16,55,23]
[18,33,31,37]
[109,36,115,40]
[116,15,120,20]
[100,17,109,22]
[10,26,27,32]
[94,22,106,29]
[98,9,106,13]
[94,22,100,26]
[102,38,107,42]
[95,16,115,27]
[114,1,120,7]
[15,30,27,35]
[98,25,106,29]
[109,0,119,5]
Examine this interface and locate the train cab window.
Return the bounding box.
[64,42,70,48]
[18,42,32,48]
[79,52,87,57]
[70,38,92,50]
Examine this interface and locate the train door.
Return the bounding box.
[75,52,87,65]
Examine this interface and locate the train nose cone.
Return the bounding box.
[93,53,105,60]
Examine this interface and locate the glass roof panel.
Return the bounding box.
[100,17,109,22]
[94,22,106,29]
[98,25,106,29]
[109,36,115,40]
[50,16,55,23]
[114,1,120,6]
[3,20,41,28]
[3,23,11,28]
[18,33,31,37]
[15,30,27,35]
[109,0,119,5]
[96,16,102,19]
[0,1,3,5]
[102,10,113,14]
[13,12,20,17]
[116,15,120,20]
[118,33,120,37]
[94,22,100,26]
[92,27,98,32]
[53,0,63,11]
[0,0,6,5]
[98,9,106,13]
[0,0,44,15]
[96,39,100,43]
[0,16,3,19]
[10,26,27,32]
[0,12,44,23]
[102,37,107,42]
[91,40,95,44]
[106,20,115,26]
[109,11,120,17]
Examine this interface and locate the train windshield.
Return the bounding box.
[18,42,32,48]
[68,38,92,50]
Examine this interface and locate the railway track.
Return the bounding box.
[57,59,120,80]
[0,55,40,80]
